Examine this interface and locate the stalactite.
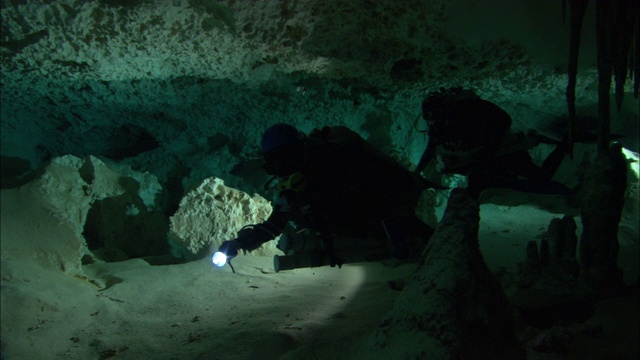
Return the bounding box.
[566,0,638,154]
[596,0,614,153]
[565,0,589,159]
[613,0,639,113]
[634,1,640,97]
[612,0,636,109]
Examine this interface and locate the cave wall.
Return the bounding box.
[1,0,638,198]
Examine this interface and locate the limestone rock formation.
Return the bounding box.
[0,154,173,274]
[415,188,439,229]
[82,175,170,262]
[1,155,125,274]
[168,177,276,258]
[351,188,524,359]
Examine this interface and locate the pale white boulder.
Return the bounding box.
[168,177,277,258]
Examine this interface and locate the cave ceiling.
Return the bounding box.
[1,0,638,191]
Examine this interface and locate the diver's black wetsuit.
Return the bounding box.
[235,126,433,258]
[415,91,569,195]
[415,97,512,175]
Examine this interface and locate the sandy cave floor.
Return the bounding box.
[1,203,639,360]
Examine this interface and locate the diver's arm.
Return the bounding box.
[233,193,291,252]
[414,140,437,175]
[470,99,512,161]
[235,219,283,252]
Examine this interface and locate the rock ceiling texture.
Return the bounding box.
[1,0,638,195]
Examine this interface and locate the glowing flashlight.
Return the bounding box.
[212,251,227,267]
[212,250,236,273]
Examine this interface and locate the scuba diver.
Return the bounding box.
[414,87,571,196]
[215,124,434,272]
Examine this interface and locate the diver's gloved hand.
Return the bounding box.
[218,240,241,259]
[212,240,243,270]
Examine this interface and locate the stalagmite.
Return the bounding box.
[577,0,635,295]
[357,189,524,359]
[579,143,627,294]
[509,216,593,327]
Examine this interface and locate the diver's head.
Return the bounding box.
[261,123,306,177]
[422,88,454,126]
[422,87,476,126]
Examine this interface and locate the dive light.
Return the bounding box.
[211,251,227,267]
[212,240,238,273]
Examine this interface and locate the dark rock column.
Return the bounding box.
[579,143,627,295]
[372,188,524,359]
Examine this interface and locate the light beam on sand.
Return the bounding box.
[277,264,367,332]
